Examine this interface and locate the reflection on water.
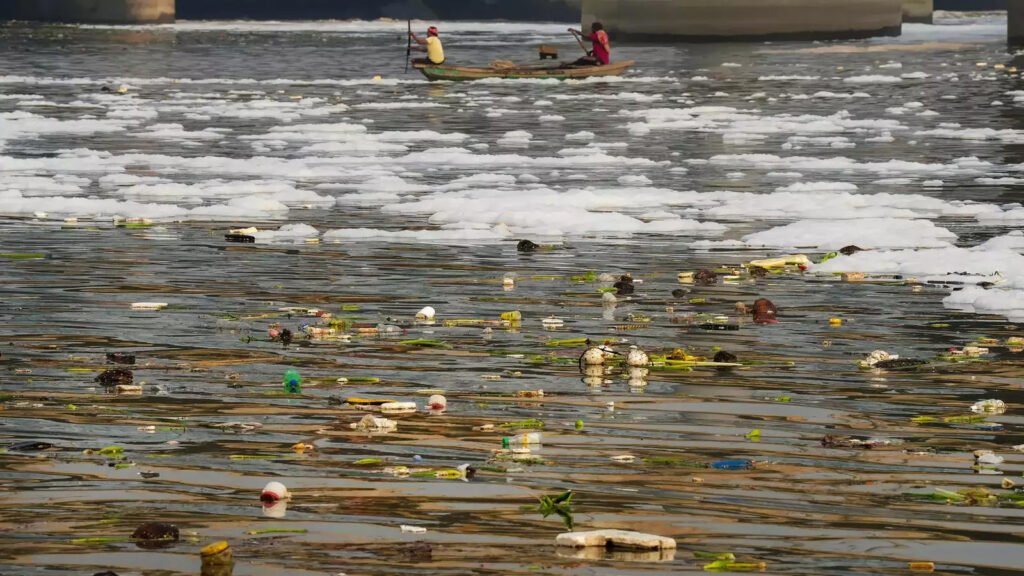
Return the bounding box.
[1,14,1023,576]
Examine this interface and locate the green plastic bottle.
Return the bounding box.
[282,369,302,394]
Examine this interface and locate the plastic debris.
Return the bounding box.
[503,432,541,448]
[626,345,649,367]
[415,306,436,320]
[970,399,1006,414]
[541,316,564,328]
[842,272,866,282]
[555,529,676,551]
[908,562,935,572]
[517,239,539,252]
[581,344,606,366]
[974,450,1004,466]
[747,254,809,269]
[400,525,427,534]
[859,350,898,368]
[500,311,522,321]
[260,481,290,503]
[351,414,397,432]
[427,394,447,411]
[614,273,635,295]
[200,540,234,576]
[131,302,168,311]
[611,454,636,463]
[282,369,302,394]
[710,459,753,471]
[380,401,417,414]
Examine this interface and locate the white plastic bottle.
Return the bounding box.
[502,432,541,448]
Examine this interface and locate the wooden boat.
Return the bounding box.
[413,60,636,81]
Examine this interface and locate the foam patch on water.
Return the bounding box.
[742,218,957,249]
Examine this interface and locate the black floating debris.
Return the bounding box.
[95,368,133,387]
[613,274,634,296]
[671,288,688,298]
[224,233,255,243]
[139,471,160,479]
[8,441,54,452]
[693,269,717,286]
[752,298,778,325]
[747,266,768,278]
[93,572,119,576]
[279,328,293,347]
[517,239,539,252]
[132,522,179,549]
[839,245,865,256]
[106,352,136,365]
[874,358,927,370]
[713,351,738,363]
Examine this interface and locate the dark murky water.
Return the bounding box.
[1,14,1024,576]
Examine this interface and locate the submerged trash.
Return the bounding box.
[95,368,132,387]
[970,399,1006,414]
[751,298,777,324]
[555,529,676,551]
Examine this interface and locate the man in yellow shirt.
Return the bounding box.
[410,25,445,66]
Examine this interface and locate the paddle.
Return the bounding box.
[404,20,411,73]
[568,28,589,56]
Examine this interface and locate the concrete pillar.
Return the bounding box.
[902,0,933,24]
[15,0,175,23]
[582,0,903,41]
[1012,0,1024,47]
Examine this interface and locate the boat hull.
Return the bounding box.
[414,60,635,81]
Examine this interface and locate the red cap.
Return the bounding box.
[427,26,439,36]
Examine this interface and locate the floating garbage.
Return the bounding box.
[115,384,143,395]
[200,540,234,576]
[555,529,676,551]
[131,302,168,311]
[974,450,1004,467]
[416,306,436,321]
[260,481,290,503]
[500,310,522,322]
[502,432,541,448]
[517,239,539,252]
[427,395,447,411]
[747,254,809,269]
[541,316,564,328]
[96,368,132,387]
[581,342,606,366]
[710,459,753,471]
[281,369,302,394]
[614,273,635,295]
[380,401,417,415]
[351,414,397,432]
[751,298,777,324]
[626,345,649,367]
[7,441,54,452]
[908,562,935,572]
[131,522,179,548]
[971,399,1006,414]
[859,350,898,368]
[400,525,427,534]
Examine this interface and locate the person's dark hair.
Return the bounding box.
[591,22,604,32]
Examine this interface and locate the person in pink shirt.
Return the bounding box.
[568,22,611,66]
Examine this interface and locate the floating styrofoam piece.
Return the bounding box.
[131,302,168,310]
[555,529,677,551]
[416,306,436,320]
[230,226,259,235]
[974,450,1004,466]
[400,525,427,534]
[541,317,564,328]
[971,399,1006,414]
[380,401,417,414]
[350,414,397,432]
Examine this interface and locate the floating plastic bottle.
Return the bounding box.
[503,432,541,448]
[282,369,301,394]
[710,459,753,471]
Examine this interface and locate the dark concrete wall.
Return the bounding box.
[175,0,580,21]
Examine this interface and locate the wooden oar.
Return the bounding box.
[404,20,411,73]
[570,29,589,56]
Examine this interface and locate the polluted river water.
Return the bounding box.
[2,12,1024,576]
